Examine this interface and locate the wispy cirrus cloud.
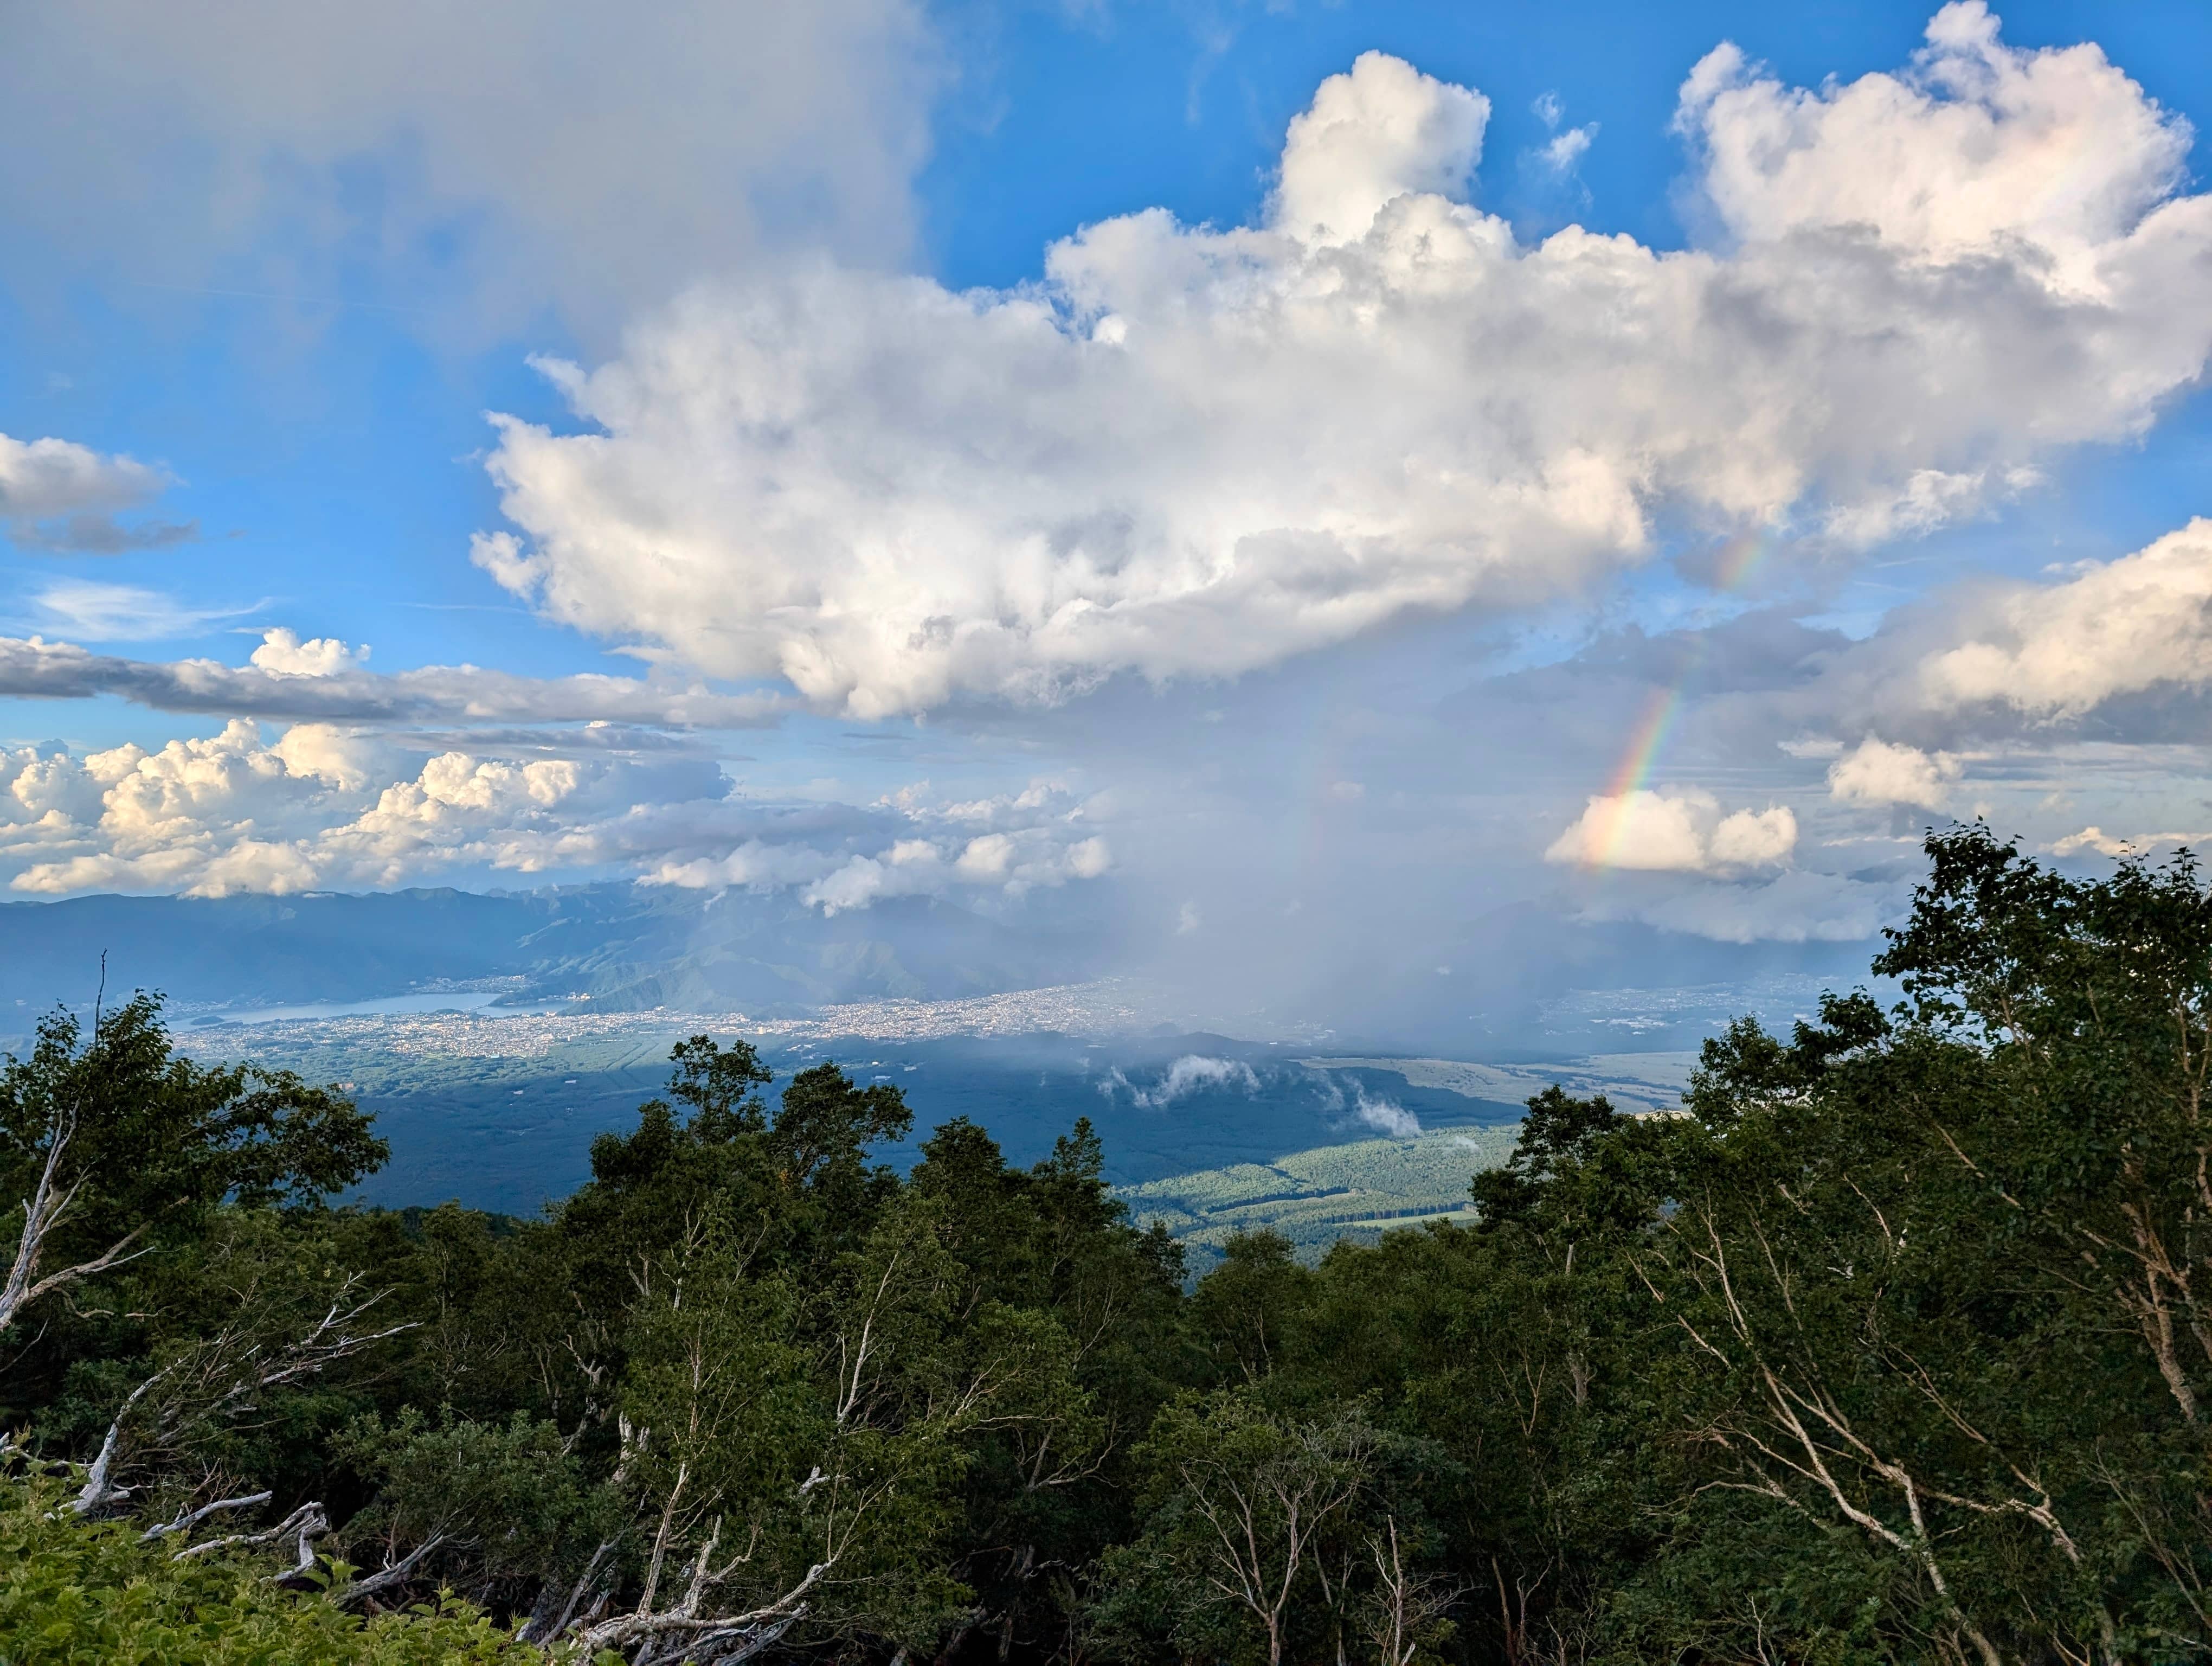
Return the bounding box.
[30,581,255,642]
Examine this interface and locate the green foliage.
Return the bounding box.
[0,992,388,1439]
[333,1408,600,1599]
[0,991,387,1227]
[0,1470,536,1664]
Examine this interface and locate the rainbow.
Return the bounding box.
[1711,528,1769,591]
[1580,529,1772,870]
[1583,682,1688,868]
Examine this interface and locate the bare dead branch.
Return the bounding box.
[518,1539,618,1646]
[138,1489,273,1543]
[569,1554,833,1659]
[172,1500,327,1565]
[0,1116,152,1337]
[327,1533,451,1606]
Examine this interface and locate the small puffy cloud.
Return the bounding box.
[1545,789,1796,873]
[0,434,164,520]
[1353,1088,1420,1138]
[268,723,390,792]
[2050,826,2134,857]
[1535,124,1596,172]
[2049,825,2212,858]
[1527,91,1596,180]
[1549,793,1710,872]
[642,840,845,893]
[1819,466,2020,546]
[1919,517,2212,717]
[801,838,948,913]
[1274,51,1489,245]
[0,432,191,553]
[793,780,1115,906]
[799,822,1109,913]
[1708,805,1800,868]
[1067,836,1112,879]
[478,10,2212,716]
[1828,738,1962,809]
[248,628,370,676]
[955,832,1016,880]
[1127,1055,1260,1108]
[906,779,1064,826]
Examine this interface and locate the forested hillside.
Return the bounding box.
[3,827,2208,1664]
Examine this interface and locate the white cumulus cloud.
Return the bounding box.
[2049,825,2212,858]
[249,628,371,676]
[475,8,2212,717]
[1828,738,1963,809]
[1545,789,1797,873]
[0,433,167,521]
[1681,2,2188,293]
[1274,51,1489,245]
[1919,517,2212,717]
[0,716,1118,905]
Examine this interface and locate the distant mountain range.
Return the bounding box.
[3,882,1885,1056]
[2,884,1118,1017]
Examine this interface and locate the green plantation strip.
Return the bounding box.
[1118,1128,1520,1262]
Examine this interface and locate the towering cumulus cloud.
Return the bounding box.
[477,6,2212,717]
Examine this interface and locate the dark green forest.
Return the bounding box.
[3,827,2209,1664]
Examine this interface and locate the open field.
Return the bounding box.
[1117,1125,1524,1267]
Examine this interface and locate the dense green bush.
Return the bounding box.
[0,1471,539,1664]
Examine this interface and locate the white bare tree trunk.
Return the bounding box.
[0,1115,149,1337]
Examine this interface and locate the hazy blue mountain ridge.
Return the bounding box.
[11,885,1116,1016]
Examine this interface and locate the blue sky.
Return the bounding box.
[4,0,2212,1036]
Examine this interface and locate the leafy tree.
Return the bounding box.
[1613,828,2212,1662]
[1103,1391,1428,1666]
[0,992,383,1349]
[332,1408,602,1615]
